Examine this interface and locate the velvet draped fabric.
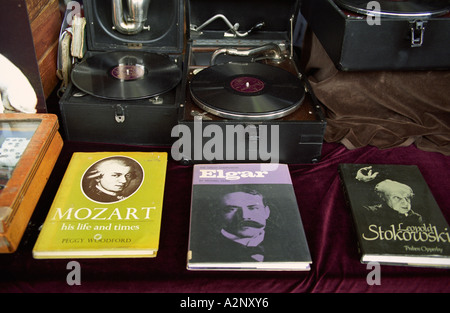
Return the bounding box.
[0,142,449,293]
[301,29,450,156]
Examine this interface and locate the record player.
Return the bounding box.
[175,0,326,164]
[58,0,185,145]
[301,0,450,70]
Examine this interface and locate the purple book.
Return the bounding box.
[187,163,312,271]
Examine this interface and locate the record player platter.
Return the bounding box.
[334,0,450,18]
[71,51,182,100]
[190,62,305,120]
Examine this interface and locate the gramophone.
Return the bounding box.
[58,0,186,145]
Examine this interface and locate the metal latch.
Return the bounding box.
[410,20,426,48]
[114,104,125,123]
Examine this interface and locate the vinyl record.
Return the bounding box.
[189,62,305,120]
[334,0,450,18]
[71,51,181,100]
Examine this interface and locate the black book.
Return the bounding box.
[187,163,312,271]
[339,163,450,268]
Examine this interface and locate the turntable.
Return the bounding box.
[176,0,326,164]
[58,0,185,145]
[301,0,450,70]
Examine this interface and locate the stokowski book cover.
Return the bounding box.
[187,163,312,270]
[33,152,167,259]
[339,163,450,268]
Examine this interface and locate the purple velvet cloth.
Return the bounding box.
[0,142,449,293]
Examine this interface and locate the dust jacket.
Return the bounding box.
[339,163,450,268]
[33,152,168,259]
[187,163,312,270]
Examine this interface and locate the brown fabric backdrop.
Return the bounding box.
[301,28,450,155]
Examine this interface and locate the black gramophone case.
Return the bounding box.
[301,0,450,71]
[177,0,326,164]
[59,0,186,145]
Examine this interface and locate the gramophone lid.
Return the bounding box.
[82,0,184,54]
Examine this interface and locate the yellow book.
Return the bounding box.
[33,152,167,259]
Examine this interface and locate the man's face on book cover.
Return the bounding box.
[97,161,132,193]
[375,179,413,215]
[220,191,270,238]
[384,189,412,215]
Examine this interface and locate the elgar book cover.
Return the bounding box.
[33,152,167,259]
[339,163,450,268]
[187,163,312,271]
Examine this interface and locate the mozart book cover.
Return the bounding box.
[187,163,312,271]
[33,152,167,259]
[339,163,450,268]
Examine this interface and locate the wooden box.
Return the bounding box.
[0,114,63,253]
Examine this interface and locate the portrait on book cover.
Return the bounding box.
[81,156,144,203]
[352,165,427,225]
[189,184,309,263]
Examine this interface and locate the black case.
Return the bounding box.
[176,0,326,164]
[58,0,185,145]
[301,0,450,71]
